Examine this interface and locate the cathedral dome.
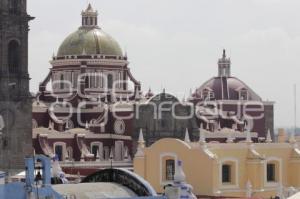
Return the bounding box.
[195,76,261,101]
[57,27,123,57]
[193,50,261,101]
[57,4,122,57]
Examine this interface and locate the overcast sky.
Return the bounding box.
[28,0,300,127]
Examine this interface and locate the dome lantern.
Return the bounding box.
[81,3,98,27]
[56,4,123,57]
[218,49,231,77]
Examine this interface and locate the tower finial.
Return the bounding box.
[87,3,93,11]
[266,129,272,143]
[184,128,191,143]
[223,49,226,58]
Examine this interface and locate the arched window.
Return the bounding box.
[55,145,63,161]
[8,40,20,73]
[90,142,103,161]
[91,145,99,158]
[107,74,113,89]
[60,74,64,89]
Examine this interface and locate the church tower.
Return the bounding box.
[0,0,34,171]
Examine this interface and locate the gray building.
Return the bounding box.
[0,0,33,172]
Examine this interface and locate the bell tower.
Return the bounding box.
[0,0,34,171]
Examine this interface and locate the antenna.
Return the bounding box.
[294,84,297,137]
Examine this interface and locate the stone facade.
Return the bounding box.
[133,92,199,149]
[133,51,275,147]
[0,0,33,171]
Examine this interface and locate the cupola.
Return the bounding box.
[81,3,98,27]
[218,49,231,77]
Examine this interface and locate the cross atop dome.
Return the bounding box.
[222,49,226,58]
[218,49,231,77]
[86,3,94,12]
[81,3,98,27]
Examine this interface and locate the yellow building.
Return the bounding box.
[134,130,300,198]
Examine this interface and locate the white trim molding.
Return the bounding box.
[218,157,239,190]
[159,152,178,186]
[264,156,282,188]
[53,142,67,161]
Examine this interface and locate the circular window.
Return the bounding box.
[114,119,125,135]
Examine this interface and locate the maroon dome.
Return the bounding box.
[192,50,262,102]
[194,76,261,101]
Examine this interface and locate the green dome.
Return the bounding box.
[57,27,123,57]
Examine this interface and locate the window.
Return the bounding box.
[209,91,215,99]
[100,71,104,88]
[94,72,98,88]
[166,159,175,181]
[202,89,214,100]
[267,163,276,182]
[74,73,78,89]
[202,90,209,100]
[222,164,231,183]
[60,74,64,89]
[118,71,122,89]
[95,73,99,88]
[85,75,90,89]
[107,74,113,89]
[55,145,63,161]
[222,68,226,76]
[219,159,238,188]
[91,145,99,158]
[70,71,74,88]
[8,40,20,73]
